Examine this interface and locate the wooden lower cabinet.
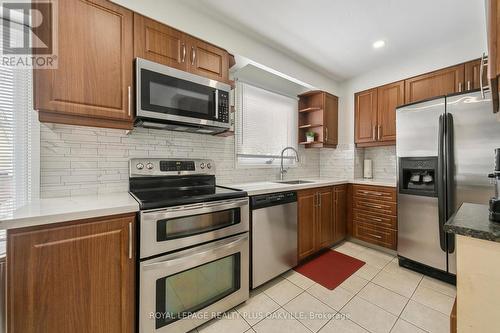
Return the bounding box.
[7,213,136,333]
[351,185,398,250]
[298,185,346,261]
[334,185,347,242]
[298,189,317,260]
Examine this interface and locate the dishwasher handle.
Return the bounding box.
[251,191,297,210]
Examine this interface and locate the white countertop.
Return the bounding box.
[227,178,396,196]
[0,178,395,230]
[0,193,139,230]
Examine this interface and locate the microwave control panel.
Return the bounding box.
[217,90,230,123]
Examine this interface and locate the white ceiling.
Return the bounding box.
[183,0,486,81]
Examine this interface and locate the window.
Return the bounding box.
[235,82,298,166]
[0,18,39,218]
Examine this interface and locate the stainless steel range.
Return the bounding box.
[129,158,249,333]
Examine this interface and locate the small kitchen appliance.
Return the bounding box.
[363,159,373,179]
[489,148,500,222]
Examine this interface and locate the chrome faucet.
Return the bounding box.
[279,146,300,181]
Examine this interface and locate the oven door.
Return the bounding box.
[136,58,231,129]
[139,233,249,333]
[140,197,249,259]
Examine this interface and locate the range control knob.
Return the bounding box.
[136,163,144,170]
[146,163,154,170]
[207,163,212,169]
[200,163,206,169]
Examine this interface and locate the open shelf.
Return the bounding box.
[299,107,322,113]
[298,124,323,129]
[299,141,323,145]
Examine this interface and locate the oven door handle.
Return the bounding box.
[141,233,248,272]
[141,198,248,221]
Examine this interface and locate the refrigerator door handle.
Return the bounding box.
[437,114,447,252]
[446,113,456,253]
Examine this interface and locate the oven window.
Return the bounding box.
[155,253,241,328]
[157,208,241,241]
[141,69,216,120]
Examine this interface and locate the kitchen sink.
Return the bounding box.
[274,180,315,184]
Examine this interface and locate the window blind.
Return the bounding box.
[235,81,298,166]
[0,19,38,218]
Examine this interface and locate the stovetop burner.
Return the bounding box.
[129,158,247,210]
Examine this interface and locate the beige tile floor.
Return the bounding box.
[194,241,456,333]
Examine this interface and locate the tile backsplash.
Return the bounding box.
[40,124,321,198]
[361,146,397,179]
[40,124,397,199]
[319,144,357,180]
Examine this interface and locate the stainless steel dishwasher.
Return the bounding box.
[251,191,297,289]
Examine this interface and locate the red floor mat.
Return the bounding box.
[294,250,365,290]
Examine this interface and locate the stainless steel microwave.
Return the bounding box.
[135,58,231,134]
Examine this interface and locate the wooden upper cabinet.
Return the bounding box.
[134,14,230,83]
[377,81,404,142]
[487,0,500,113]
[134,14,187,70]
[187,37,229,83]
[355,88,377,144]
[7,214,136,333]
[298,189,317,261]
[34,0,134,129]
[464,58,488,91]
[298,91,339,148]
[404,64,465,104]
[324,93,339,146]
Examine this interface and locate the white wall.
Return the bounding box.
[340,33,487,144]
[111,0,343,97]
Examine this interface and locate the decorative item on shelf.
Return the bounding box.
[305,131,316,143]
[363,159,373,179]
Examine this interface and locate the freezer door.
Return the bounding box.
[445,91,500,274]
[398,193,447,271]
[396,97,445,158]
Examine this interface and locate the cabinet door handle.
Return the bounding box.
[467,81,471,91]
[181,43,186,63]
[372,126,376,140]
[480,52,486,99]
[191,47,196,66]
[319,193,321,207]
[359,190,383,196]
[325,127,328,142]
[377,125,381,140]
[367,233,383,239]
[128,222,133,259]
[458,82,462,92]
[127,86,131,117]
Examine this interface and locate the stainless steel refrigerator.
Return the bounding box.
[396,90,500,280]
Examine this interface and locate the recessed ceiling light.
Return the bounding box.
[373,40,386,49]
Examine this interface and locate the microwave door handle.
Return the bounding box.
[215,90,219,120]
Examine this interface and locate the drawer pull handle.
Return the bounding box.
[367,233,383,239]
[371,217,383,222]
[359,190,384,196]
[364,203,384,209]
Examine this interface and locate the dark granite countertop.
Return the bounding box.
[444,203,500,242]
